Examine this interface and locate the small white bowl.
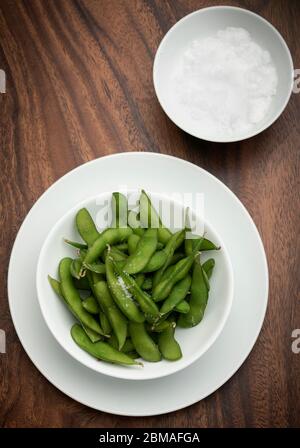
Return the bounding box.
[153,6,294,143]
[36,191,233,380]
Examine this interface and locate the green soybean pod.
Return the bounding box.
[83,227,133,266]
[76,208,100,246]
[153,237,203,301]
[102,246,128,263]
[123,228,158,274]
[113,260,160,321]
[108,335,135,353]
[71,324,142,366]
[158,324,182,361]
[48,276,101,343]
[127,234,140,255]
[105,255,145,323]
[128,210,145,237]
[93,280,127,350]
[160,274,192,314]
[70,258,82,280]
[139,190,172,244]
[84,261,106,275]
[64,239,88,250]
[152,230,185,287]
[185,237,220,255]
[111,192,128,228]
[129,322,161,362]
[99,310,112,335]
[178,261,209,328]
[59,258,105,335]
[147,319,173,333]
[141,277,152,290]
[86,269,104,286]
[152,253,196,302]
[114,242,128,251]
[174,300,190,314]
[202,258,215,280]
[135,273,145,288]
[82,295,100,314]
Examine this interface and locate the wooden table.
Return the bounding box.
[0,0,299,428]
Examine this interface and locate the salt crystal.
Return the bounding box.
[172,27,278,138]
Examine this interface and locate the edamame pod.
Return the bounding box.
[139,190,172,244]
[135,273,145,288]
[84,261,106,275]
[83,227,133,266]
[123,228,158,274]
[127,234,141,255]
[71,324,142,366]
[129,322,161,362]
[174,300,190,314]
[141,277,152,290]
[114,242,128,251]
[113,259,160,321]
[153,238,203,301]
[64,239,87,250]
[105,255,145,323]
[178,260,209,328]
[70,258,82,280]
[147,319,173,333]
[48,276,101,343]
[152,230,185,286]
[185,237,220,255]
[82,295,100,314]
[93,280,127,350]
[99,310,112,335]
[128,210,145,237]
[108,334,135,353]
[59,258,105,335]
[160,275,192,314]
[202,258,215,279]
[158,324,182,361]
[111,192,128,228]
[76,208,100,246]
[102,246,128,263]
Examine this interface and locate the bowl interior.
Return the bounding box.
[36,191,233,380]
[153,6,293,142]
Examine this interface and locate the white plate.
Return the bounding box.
[36,191,233,380]
[8,152,268,416]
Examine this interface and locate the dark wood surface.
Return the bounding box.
[0,0,299,428]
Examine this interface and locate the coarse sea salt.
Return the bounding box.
[172,27,278,138]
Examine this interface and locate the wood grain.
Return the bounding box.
[0,0,299,428]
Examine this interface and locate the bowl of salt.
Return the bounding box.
[153,6,294,143]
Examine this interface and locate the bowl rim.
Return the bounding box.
[36,190,234,380]
[153,5,294,143]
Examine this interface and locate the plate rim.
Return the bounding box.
[7,152,269,416]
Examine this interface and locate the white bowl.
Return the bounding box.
[36,191,233,380]
[153,6,294,143]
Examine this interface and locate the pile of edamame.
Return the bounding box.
[48,190,220,367]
